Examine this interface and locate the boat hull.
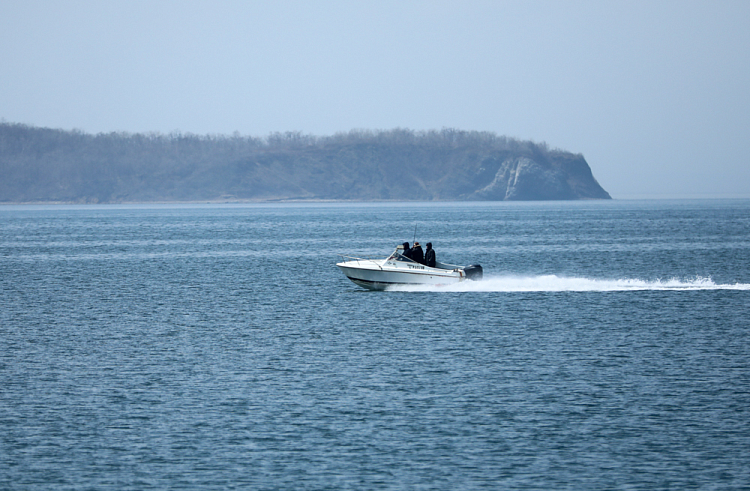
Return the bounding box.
[337,260,464,291]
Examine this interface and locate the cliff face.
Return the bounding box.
[466,154,611,201]
[0,124,610,202]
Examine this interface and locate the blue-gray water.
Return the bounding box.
[1,200,749,490]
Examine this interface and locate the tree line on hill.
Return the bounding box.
[0,123,611,203]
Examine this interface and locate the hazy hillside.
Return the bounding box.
[0,123,610,203]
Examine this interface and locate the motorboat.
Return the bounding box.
[337,244,483,290]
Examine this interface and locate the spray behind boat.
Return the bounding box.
[411,222,483,281]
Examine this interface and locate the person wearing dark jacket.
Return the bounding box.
[424,242,436,268]
[411,242,424,264]
[402,242,413,259]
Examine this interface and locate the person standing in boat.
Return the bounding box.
[402,242,413,260]
[411,242,424,264]
[424,242,436,267]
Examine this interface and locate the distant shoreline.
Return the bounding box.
[3,196,750,207]
[1,123,611,203]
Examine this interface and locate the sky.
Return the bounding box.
[1,0,749,198]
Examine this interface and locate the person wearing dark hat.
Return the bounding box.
[402,242,413,260]
[424,242,436,268]
[411,241,424,264]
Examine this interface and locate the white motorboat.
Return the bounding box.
[337,245,483,290]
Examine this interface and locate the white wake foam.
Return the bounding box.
[388,275,750,292]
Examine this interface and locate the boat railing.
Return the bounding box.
[337,254,389,266]
[339,253,463,271]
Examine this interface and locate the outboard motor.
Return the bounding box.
[463,264,483,281]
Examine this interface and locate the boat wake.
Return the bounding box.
[387,275,750,292]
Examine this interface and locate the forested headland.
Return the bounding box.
[0,123,610,203]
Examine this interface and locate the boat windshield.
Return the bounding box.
[387,251,418,263]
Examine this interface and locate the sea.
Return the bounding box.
[1,199,749,490]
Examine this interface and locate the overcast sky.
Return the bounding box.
[1,1,748,198]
